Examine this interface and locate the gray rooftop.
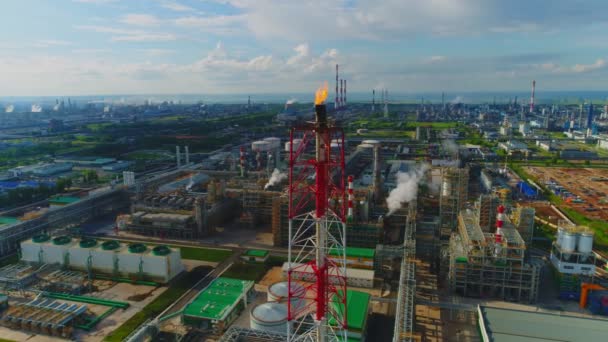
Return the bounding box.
[478,305,608,342]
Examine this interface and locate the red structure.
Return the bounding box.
[287,83,348,341]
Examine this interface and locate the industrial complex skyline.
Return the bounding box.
[1,0,608,96]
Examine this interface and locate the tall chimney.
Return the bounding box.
[335,64,339,110]
[339,79,343,109]
[240,146,246,177]
[185,146,190,165]
[529,80,536,113]
[344,79,347,108]
[176,146,181,168]
[372,89,375,112]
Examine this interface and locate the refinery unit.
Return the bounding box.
[1,67,608,342]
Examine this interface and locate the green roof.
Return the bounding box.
[0,216,19,226]
[329,290,370,331]
[183,277,254,321]
[49,196,80,204]
[329,247,375,259]
[244,249,269,258]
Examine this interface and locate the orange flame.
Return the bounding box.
[314,81,328,105]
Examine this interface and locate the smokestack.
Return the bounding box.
[529,80,536,113]
[344,79,347,108]
[372,90,375,112]
[185,146,190,165]
[347,175,354,220]
[586,102,594,129]
[240,146,246,177]
[373,146,382,202]
[335,64,339,110]
[339,79,343,109]
[176,146,181,168]
[494,205,505,256]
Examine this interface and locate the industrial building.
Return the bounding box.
[20,235,184,283]
[440,167,469,239]
[0,296,88,339]
[477,305,608,342]
[448,207,540,303]
[330,290,371,341]
[183,277,254,333]
[550,220,596,276]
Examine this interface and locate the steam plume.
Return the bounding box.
[31,104,42,112]
[451,96,464,104]
[386,164,429,215]
[442,139,459,156]
[265,168,287,190]
[5,105,14,113]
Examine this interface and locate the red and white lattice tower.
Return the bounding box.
[335,64,339,110]
[287,83,348,342]
[239,146,246,177]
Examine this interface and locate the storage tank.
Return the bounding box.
[556,225,565,247]
[362,139,381,148]
[577,229,594,255]
[267,281,305,312]
[252,141,272,152]
[263,137,281,149]
[118,243,147,275]
[250,302,288,333]
[561,230,577,254]
[285,138,303,153]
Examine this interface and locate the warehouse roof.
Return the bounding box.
[0,216,19,226]
[330,247,375,259]
[244,249,269,258]
[183,277,253,321]
[49,196,80,205]
[329,290,370,331]
[478,305,608,342]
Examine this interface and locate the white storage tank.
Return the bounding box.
[577,229,594,255]
[252,141,272,152]
[268,281,305,312]
[561,230,577,254]
[250,302,288,334]
[556,226,565,248]
[263,137,281,149]
[285,139,303,153]
[362,139,381,148]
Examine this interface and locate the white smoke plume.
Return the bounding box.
[451,96,464,104]
[265,168,287,190]
[386,163,429,215]
[286,98,297,105]
[31,104,42,112]
[5,105,14,113]
[442,139,459,156]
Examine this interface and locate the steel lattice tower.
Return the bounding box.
[287,84,348,342]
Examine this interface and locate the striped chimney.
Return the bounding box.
[495,204,505,243]
[347,175,354,219]
[240,146,246,176]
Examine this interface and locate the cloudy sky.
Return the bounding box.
[1,0,608,96]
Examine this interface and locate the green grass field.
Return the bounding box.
[222,262,268,282]
[178,246,233,262]
[103,266,211,342]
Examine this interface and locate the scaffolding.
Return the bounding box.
[393,205,417,342]
[439,167,469,240]
[448,210,540,303]
[511,206,536,246]
[218,326,288,342]
[476,194,499,232]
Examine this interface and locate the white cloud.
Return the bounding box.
[160,1,194,12]
[174,15,246,35]
[120,14,162,26]
[572,59,606,73]
[427,55,446,63]
[34,40,73,47]
[537,59,607,74]
[72,0,118,3]
[111,33,177,42]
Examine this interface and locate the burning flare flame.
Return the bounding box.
[314,81,328,105]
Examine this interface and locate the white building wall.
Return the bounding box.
[20,241,43,263]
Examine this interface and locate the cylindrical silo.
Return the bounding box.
[577,229,594,256]
[268,281,305,312]
[250,302,288,333]
[561,230,577,254]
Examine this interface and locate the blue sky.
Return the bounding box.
[1,0,608,96]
